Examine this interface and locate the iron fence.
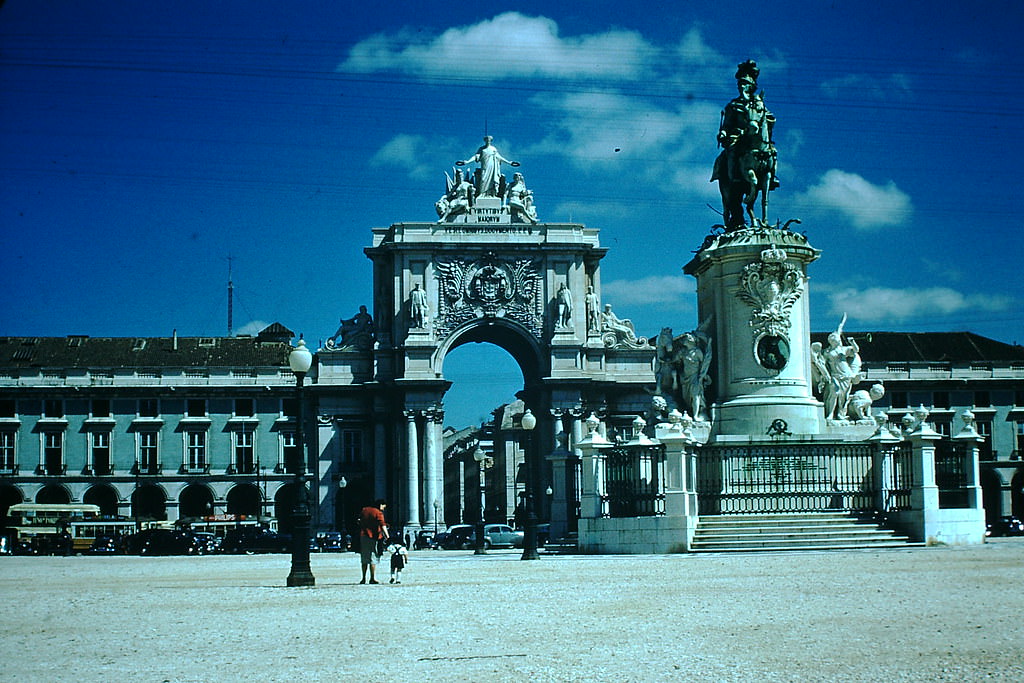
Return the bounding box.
[935,441,969,509]
[885,442,914,511]
[696,443,876,514]
[600,444,666,518]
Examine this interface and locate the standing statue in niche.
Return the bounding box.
[584,285,601,335]
[506,172,539,223]
[409,283,429,328]
[711,60,779,229]
[326,305,375,351]
[556,282,573,329]
[436,169,474,223]
[456,135,520,198]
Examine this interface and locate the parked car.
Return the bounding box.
[461,524,525,550]
[435,524,474,550]
[220,528,291,554]
[190,532,220,555]
[317,531,348,552]
[127,529,197,556]
[478,524,524,549]
[986,516,1024,537]
[413,530,435,550]
[87,535,121,555]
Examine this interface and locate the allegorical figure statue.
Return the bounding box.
[436,168,474,223]
[410,283,429,328]
[600,304,644,347]
[677,330,713,421]
[813,315,865,421]
[711,60,779,229]
[327,305,375,350]
[848,383,885,421]
[457,135,519,197]
[556,282,573,329]
[506,172,538,224]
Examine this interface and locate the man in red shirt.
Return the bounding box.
[358,499,388,584]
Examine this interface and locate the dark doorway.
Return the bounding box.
[36,484,71,504]
[179,484,214,519]
[84,485,120,517]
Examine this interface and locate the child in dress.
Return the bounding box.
[386,538,409,584]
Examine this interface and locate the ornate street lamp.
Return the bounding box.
[520,409,540,560]
[473,446,493,555]
[286,338,315,587]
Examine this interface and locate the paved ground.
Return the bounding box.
[2,540,1023,682]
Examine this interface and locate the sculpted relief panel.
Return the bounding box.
[434,251,542,339]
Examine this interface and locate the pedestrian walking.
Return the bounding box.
[358,499,388,584]
[386,538,409,584]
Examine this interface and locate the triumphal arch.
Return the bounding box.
[315,137,654,534]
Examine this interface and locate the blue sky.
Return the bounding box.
[2,1,1022,427]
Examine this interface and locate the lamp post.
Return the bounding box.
[286,338,315,587]
[433,499,441,535]
[520,409,540,560]
[473,446,493,555]
[337,476,347,543]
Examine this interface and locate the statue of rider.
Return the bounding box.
[711,60,779,229]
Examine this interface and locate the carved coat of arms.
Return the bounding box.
[736,245,805,339]
[434,251,541,338]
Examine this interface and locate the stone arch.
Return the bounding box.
[433,318,546,387]
[274,482,305,534]
[980,466,1005,522]
[83,484,120,517]
[226,483,262,518]
[1011,469,1024,520]
[0,484,24,527]
[132,484,167,522]
[36,484,71,504]
[179,483,215,520]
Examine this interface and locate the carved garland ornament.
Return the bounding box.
[434,251,542,339]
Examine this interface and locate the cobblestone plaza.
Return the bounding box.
[3,542,1023,682]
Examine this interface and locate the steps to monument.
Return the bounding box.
[691,513,916,553]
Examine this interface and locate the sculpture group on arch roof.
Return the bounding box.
[435,135,538,224]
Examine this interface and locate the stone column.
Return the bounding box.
[422,408,442,530]
[403,410,421,528]
[373,419,386,500]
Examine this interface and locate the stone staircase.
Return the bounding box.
[690,512,917,553]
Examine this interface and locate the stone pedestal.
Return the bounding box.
[684,228,823,438]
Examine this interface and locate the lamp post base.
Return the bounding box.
[287,570,316,587]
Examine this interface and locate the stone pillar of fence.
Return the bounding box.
[901,407,941,514]
[952,410,985,512]
[576,414,611,521]
[869,413,903,513]
[891,406,986,545]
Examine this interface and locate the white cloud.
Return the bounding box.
[528,92,720,194]
[602,276,694,309]
[339,12,653,80]
[369,134,436,180]
[235,320,271,337]
[795,169,913,230]
[826,286,1014,322]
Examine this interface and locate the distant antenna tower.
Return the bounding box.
[227,255,234,337]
